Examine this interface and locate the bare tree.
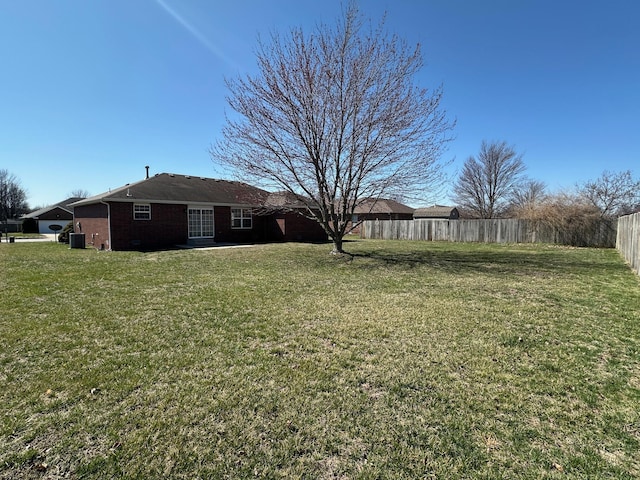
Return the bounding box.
[211,4,454,253]
[578,170,640,218]
[507,179,547,219]
[69,189,90,199]
[0,169,29,223]
[453,140,526,218]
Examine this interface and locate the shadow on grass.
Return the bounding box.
[347,243,625,278]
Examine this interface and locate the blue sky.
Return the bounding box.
[1,0,638,208]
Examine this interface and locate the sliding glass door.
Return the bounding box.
[188,207,214,238]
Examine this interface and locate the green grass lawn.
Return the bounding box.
[1,240,639,479]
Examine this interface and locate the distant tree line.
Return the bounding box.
[0,169,29,224]
[453,141,639,219]
[451,140,639,242]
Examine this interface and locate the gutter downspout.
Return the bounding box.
[100,200,112,251]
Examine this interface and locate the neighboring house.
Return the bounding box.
[21,197,83,233]
[70,173,327,251]
[413,205,460,220]
[350,198,415,234]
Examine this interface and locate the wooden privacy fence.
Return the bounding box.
[360,218,617,248]
[617,212,640,275]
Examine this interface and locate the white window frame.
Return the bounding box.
[133,203,151,220]
[231,208,252,229]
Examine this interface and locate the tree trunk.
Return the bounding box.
[331,235,344,254]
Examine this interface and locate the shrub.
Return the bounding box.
[21,218,38,234]
[512,192,615,247]
[58,222,74,243]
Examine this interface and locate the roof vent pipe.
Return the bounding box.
[145,166,150,179]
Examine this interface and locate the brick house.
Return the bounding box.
[71,173,327,250]
[350,198,415,234]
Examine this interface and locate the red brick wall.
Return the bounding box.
[73,203,110,249]
[109,202,188,250]
[265,211,327,242]
[75,202,328,250]
[216,208,326,243]
[214,206,268,243]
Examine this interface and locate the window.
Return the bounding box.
[231,208,252,229]
[188,208,214,238]
[133,204,151,220]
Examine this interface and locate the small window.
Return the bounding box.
[134,204,151,220]
[231,208,252,229]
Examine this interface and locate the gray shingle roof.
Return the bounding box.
[264,191,310,209]
[413,205,458,218]
[353,198,415,215]
[71,173,269,207]
[22,197,84,218]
